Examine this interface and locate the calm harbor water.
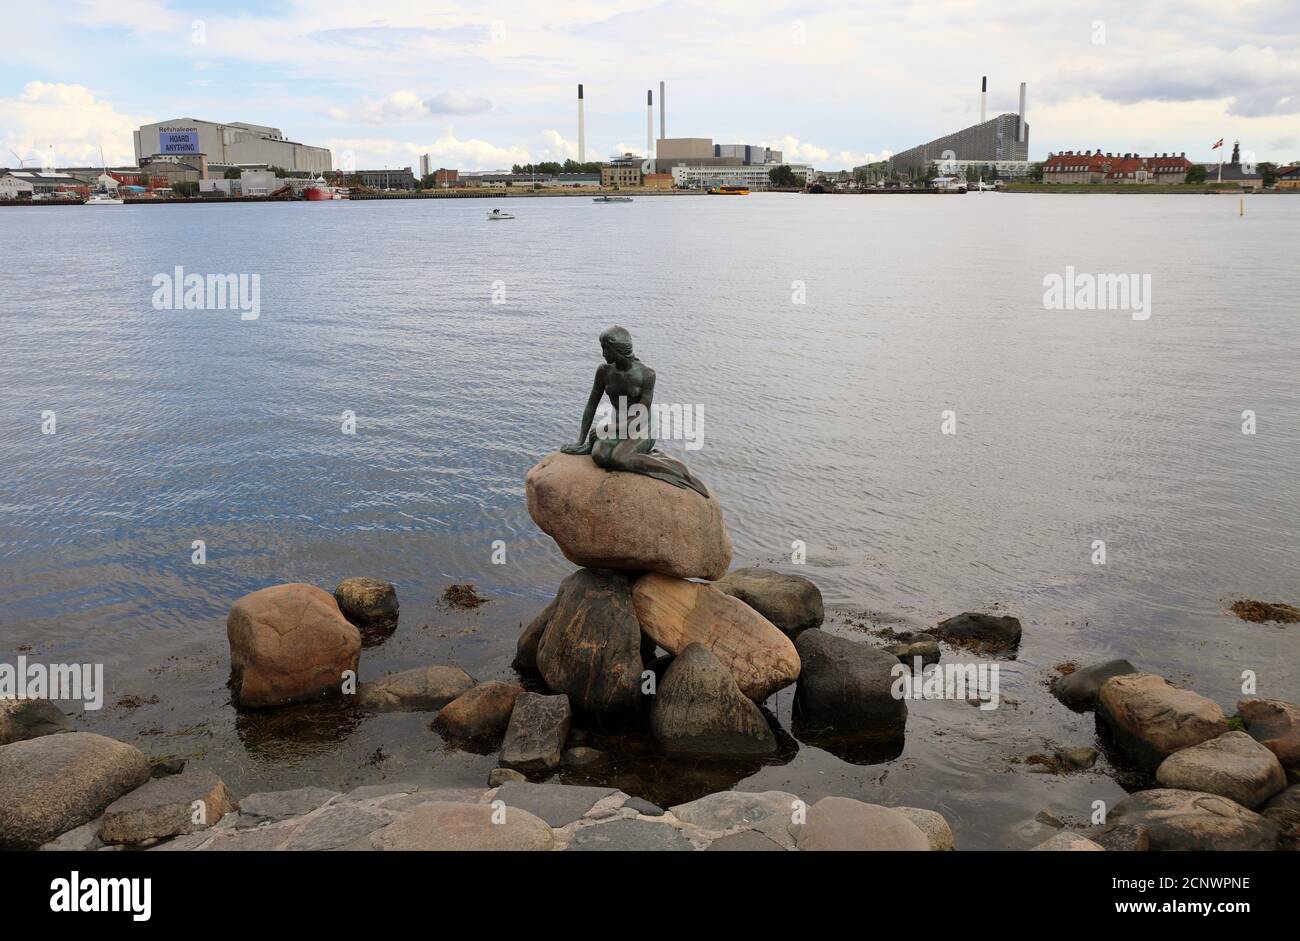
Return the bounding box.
[2,193,1297,848]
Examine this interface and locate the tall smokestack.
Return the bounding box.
[647,90,653,161]
[659,81,665,143]
[1018,82,1027,143]
[980,76,987,124]
[577,84,585,163]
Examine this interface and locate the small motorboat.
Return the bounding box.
[593,195,633,203]
[487,209,514,219]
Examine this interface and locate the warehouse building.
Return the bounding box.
[133,119,332,176]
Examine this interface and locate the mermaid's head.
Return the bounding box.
[599,325,635,365]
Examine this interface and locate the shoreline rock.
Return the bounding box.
[712,567,824,634]
[651,644,778,755]
[334,577,399,632]
[227,582,361,708]
[355,665,475,713]
[1097,673,1228,769]
[632,572,800,701]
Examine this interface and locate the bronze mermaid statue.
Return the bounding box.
[560,326,711,498]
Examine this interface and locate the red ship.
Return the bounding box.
[303,177,348,200]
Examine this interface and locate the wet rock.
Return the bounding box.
[1052,658,1138,711]
[526,451,732,580]
[1237,698,1300,769]
[149,755,186,778]
[633,573,800,701]
[513,596,557,674]
[1107,789,1279,851]
[793,797,929,851]
[1155,731,1286,808]
[355,665,476,713]
[536,568,642,715]
[490,781,618,827]
[885,633,941,666]
[670,790,798,832]
[934,611,1022,649]
[500,692,572,772]
[0,732,151,849]
[895,807,956,851]
[1091,824,1150,852]
[100,768,238,844]
[705,830,786,851]
[432,681,523,740]
[1031,831,1104,851]
[488,768,526,787]
[712,567,824,634]
[201,827,294,851]
[1097,673,1228,768]
[1057,746,1099,771]
[280,802,393,851]
[227,582,362,708]
[237,786,340,826]
[333,577,399,631]
[0,699,71,745]
[651,644,777,756]
[369,801,554,851]
[793,629,907,738]
[563,746,606,767]
[337,782,417,803]
[567,818,693,851]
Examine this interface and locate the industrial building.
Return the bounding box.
[889,78,1030,179]
[354,168,417,191]
[133,119,332,175]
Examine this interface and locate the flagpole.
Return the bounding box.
[1218,136,1223,183]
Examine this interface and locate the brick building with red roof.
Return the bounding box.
[1043,150,1194,184]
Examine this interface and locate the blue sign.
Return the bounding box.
[159,130,199,154]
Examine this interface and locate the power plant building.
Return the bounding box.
[889,79,1031,178]
[133,119,332,175]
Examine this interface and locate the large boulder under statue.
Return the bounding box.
[525,452,732,581]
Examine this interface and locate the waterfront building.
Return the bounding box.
[1042,151,1194,184]
[643,172,674,190]
[138,156,205,186]
[1276,165,1300,190]
[133,119,332,175]
[890,112,1029,178]
[0,170,82,197]
[669,163,812,191]
[419,154,432,179]
[601,153,644,189]
[355,168,417,190]
[434,168,459,186]
[714,143,783,165]
[1212,142,1263,191]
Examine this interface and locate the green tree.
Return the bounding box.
[1026,161,1044,182]
[1259,162,1277,187]
[768,165,798,188]
[172,181,199,197]
[1185,164,1208,184]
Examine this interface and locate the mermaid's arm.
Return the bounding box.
[560,367,605,454]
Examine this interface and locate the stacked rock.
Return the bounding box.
[521,452,804,756]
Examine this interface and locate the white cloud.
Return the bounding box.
[425,91,492,115]
[346,89,493,125]
[327,129,530,171]
[0,81,149,167]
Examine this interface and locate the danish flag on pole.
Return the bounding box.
[1212,139,1224,149]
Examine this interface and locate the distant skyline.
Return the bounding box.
[2,0,1298,171]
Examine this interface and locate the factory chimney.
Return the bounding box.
[1018,82,1027,143]
[577,84,586,163]
[980,76,987,124]
[647,89,654,161]
[659,81,666,142]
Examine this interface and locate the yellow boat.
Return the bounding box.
[708,184,750,195]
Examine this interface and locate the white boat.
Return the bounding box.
[84,149,124,205]
[593,195,633,203]
[487,209,514,219]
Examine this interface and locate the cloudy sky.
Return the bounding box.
[3,0,1297,171]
